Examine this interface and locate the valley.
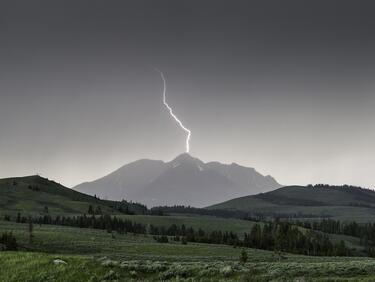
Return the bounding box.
[2,176,375,280]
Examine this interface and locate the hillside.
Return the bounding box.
[209,184,375,221]
[0,175,144,216]
[74,153,281,207]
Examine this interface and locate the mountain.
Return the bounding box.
[0,175,145,216]
[73,153,281,208]
[209,184,375,221]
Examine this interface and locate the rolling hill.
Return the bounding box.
[0,175,144,216]
[74,153,281,207]
[209,184,375,221]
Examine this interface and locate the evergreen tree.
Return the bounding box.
[0,232,17,251]
[88,205,94,215]
[28,216,34,243]
[239,249,248,263]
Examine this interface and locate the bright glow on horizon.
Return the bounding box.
[156,69,191,153]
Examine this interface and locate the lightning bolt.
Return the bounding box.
[156,69,191,153]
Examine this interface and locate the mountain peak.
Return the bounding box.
[171,153,200,163]
[74,154,282,207]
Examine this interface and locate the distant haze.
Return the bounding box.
[0,1,375,188]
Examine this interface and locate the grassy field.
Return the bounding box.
[1,220,375,281]
[0,221,266,261]
[2,251,375,281]
[3,177,375,281]
[119,214,259,234]
[0,213,366,257]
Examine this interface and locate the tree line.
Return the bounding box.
[150,205,323,220]
[151,221,350,257]
[292,218,375,254]
[9,213,351,257]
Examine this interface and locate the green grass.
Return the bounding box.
[0,212,366,259]
[0,176,118,216]
[3,177,375,280]
[1,220,375,281]
[210,185,375,222]
[0,219,366,260]
[2,252,375,281]
[118,214,258,234]
[209,196,277,210]
[0,221,266,261]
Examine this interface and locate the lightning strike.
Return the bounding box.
[156,69,191,153]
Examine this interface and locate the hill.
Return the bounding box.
[0,175,145,216]
[209,184,375,221]
[74,153,281,207]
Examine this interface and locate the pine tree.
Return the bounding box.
[239,249,248,264]
[0,232,17,251]
[88,205,94,215]
[28,216,34,243]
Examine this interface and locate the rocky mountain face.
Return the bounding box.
[73,153,282,207]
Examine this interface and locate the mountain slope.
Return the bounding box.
[75,159,166,201]
[209,184,375,221]
[74,153,282,207]
[0,175,143,216]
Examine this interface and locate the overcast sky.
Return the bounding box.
[1,0,375,188]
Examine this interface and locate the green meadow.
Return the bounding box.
[2,220,375,281]
[2,177,375,281]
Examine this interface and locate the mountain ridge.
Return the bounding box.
[0,175,145,216]
[208,184,375,221]
[74,153,282,207]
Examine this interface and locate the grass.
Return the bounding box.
[0,221,267,261]
[2,252,375,281]
[210,185,375,222]
[3,176,375,280]
[118,214,258,234]
[0,213,366,259]
[0,176,117,216]
[1,220,375,281]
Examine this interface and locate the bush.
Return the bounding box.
[220,265,233,277]
[153,235,169,243]
[240,249,248,264]
[0,232,18,251]
[181,237,187,245]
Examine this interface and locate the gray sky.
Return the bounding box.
[1,0,375,188]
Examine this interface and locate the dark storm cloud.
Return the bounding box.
[0,0,374,187]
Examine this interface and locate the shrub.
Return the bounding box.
[220,265,233,277]
[0,232,17,251]
[181,237,187,245]
[153,235,169,243]
[240,249,248,264]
